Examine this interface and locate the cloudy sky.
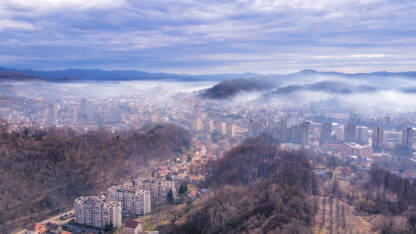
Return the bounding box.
[0,0,415,74]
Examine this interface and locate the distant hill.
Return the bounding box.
[1,67,416,83]
[201,78,276,99]
[0,71,40,81]
[0,67,260,82]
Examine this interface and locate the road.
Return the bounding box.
[11,209,75,234]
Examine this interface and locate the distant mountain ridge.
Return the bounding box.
[0,71,40,81]
[1,67,416,82]
[0,67,260,82]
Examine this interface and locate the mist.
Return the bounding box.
[3,70,416,132]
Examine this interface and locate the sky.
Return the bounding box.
[0,0,415,74]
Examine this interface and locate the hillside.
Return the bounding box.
[201,78,275,99]
[0,123,191,232]
[0,71,40,81]
[162,135,319,233]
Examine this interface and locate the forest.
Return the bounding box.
[201,78,274,99]
[0,122,191,232]
[162,134,319,234]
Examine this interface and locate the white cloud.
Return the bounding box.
[0,19,36,30]
[2,0,126,12]
[0,0,415,73]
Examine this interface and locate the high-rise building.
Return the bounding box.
[207,120,214,133]
[107,185,151,216]
[192,118,203,131]
[334,125,344,141]
[206,133,211,145]
[228,124,237,137]
[401,127,413,152]
[383,131,400,148]
[356,126,369,144]
[372,126,383,153]
[320,122,332,145]
[135,178,175,203]
[276,119,288,142]
[298,121,310,145]
[74,196,122,228]
[220,122,227,136]
[344,122,356,142]
[249,119,268,137]
[195,105,202,119]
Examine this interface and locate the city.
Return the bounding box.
[1,0,416,233]
[2,76,416,232]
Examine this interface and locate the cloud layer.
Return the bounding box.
[0,0,415,73]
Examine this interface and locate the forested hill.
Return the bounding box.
[201,78,275,99]
[164,135,319,234]
[0,123,191,232]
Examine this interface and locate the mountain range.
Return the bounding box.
[1,67,416,82]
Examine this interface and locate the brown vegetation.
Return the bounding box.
[0,123,191,232]
[163,135,318,234]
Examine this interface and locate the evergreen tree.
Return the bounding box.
[167,188,174,204]
[179,183,188,195]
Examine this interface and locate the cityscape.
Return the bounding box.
[1,0,416,233]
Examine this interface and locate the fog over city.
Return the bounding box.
[3,70,416,125]
[3,0,416,234]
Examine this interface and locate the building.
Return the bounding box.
[135,178,175,203]
[320,122,332,145]
[220,122,227,136]
[341,142,373,158]
[206,133,211,145]
[372,126,383,153]
[25,223,47,234]
[123,219,143,234]
[356,126,369,144]
[298,121,310,145]
[107,185,151,216]
[383,131,400,148]
[334,125,344,141]
[275,119,288,142]
[192,118,203,131]
[249,119,268,137]
[228,124,237,137]
[194,105,202,119]
[402,127,413,152]
[344,122,356,142]
[207,120,214,133]
[74,196,122,228]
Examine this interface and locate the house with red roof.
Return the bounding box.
[122,218,143,234]
[25,223,47,234]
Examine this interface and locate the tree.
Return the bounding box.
[179,183,188,195]
[408,213,416,229]
[104,222,115,233]
[167,188,174,204]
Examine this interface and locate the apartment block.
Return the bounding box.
[135,178,175,203]
[74,196,122,228]
[107,185,151,216]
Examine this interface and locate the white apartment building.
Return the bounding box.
[74,196,122,228]
[135,178,175,203]
[107,185,151,216]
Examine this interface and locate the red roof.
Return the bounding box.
[125,219,142,229]
[28,223,46,231]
